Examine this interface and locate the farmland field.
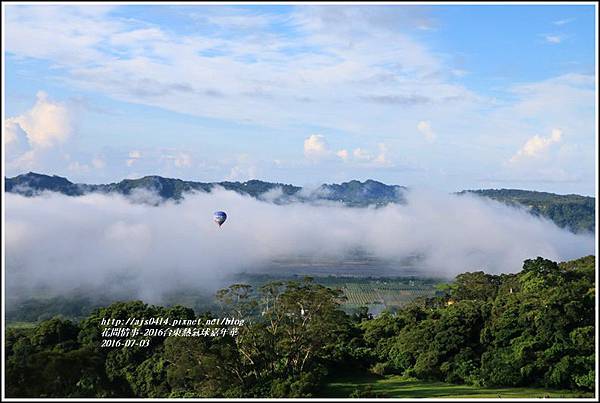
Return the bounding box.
[341,280,436,309]
[6,274,440,326]
[235,273,441,315]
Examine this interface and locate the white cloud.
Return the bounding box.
[4,119,30,156]
[5,5,118,65]
[202,12,273,30]
[336,149,349,161]
[92,156,106,169]
[7,150,37,171]
[4,120,20,146]
[416,21,436,31]
[417,120,436,143]
[304,136,391,166]
[68,161,90,173]
[373,143,391,166]
[478,72,593,190]
[161,151,193,168]
[451,69,468,78]
[5,91,72,148]
[226,164,257,181]
[4,5,476,134]
[304,134,329,160]
[352,148,371,161]
[126,150,142,166]
[544,34,563,44]
[5,188,593,300]
[109,27,167,47]
[224,153,259,181]
[553,18,574,26]
[173,152,192,168]
[341,143,393,166]
[509,128,563,164]
[506,74,594,121]
[4,91,76,174]
[3,6,594,194]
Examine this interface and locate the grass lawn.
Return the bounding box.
[6,321,37,329]
[321,373,594,398]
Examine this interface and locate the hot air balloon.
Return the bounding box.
[213,211,227,227]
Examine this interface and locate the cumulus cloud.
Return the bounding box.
[373,143,391,166]
[227,165,258,181]
[346,144,392,166]
[173,152,192,168]
[307,141,392,166]
[4,119,30,156]
[3,6,594,195]
[6,91,72,148]
[126,150,142,166]
[417,120,436,143]
[224,154,259,181]
[68,161,90,173]
[336,149,349,161]
[509,128,562,164]
[5,188,593,302]
[161,151,193,168]
[4,91,80,175]
[66,155,108,175]
[353,148,371,161]
[304,134,329,160]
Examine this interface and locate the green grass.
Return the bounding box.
[321,373,594,398]
[6,321,37,329]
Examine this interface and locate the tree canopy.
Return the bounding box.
[5,256,595,397]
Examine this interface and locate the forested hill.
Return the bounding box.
[5,172,595,232]
[4,255,596,397]
[460,189,595,234]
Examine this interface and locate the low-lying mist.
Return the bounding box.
[5,187,595,302]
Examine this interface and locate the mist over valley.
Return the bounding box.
[5,172,594,312]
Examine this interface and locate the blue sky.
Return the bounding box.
[3,4,597,195]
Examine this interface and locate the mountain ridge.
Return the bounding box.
[5,172,407,207]
[5,172,595,233]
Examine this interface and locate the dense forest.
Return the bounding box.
[460,189,595,233]
[5,255,595,398]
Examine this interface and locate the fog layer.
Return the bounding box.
[5,187,594,300]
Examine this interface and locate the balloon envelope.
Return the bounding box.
[213,211,227,226]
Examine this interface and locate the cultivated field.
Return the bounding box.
[341,280,436,310]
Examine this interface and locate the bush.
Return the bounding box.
[369,362,389,376]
